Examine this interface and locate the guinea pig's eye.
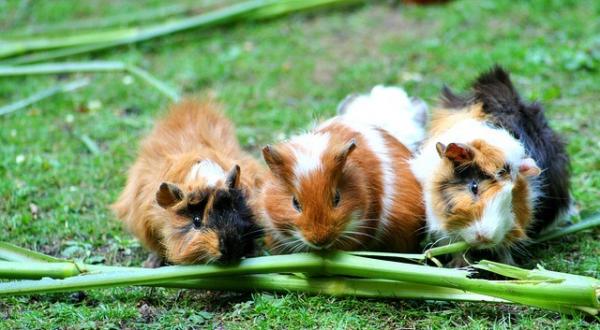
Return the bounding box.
[468,180,479,195]
[192,215,202,229]
[333,190,341,207]
[292,196,302,212]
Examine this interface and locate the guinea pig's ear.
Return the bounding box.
[262,145,285,175]
[436,142,473,164]
[334,139,357,166]
[225,164,241,189]
[156,182,184,209]
[518,158,541,177]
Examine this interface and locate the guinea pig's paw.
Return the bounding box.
[143,253,166,268]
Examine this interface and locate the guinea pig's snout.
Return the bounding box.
[461,227,496,248]
[303,233,336,250]
[216,231,251,264]
[475,232,493,245]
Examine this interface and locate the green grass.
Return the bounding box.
[1,0,599,328]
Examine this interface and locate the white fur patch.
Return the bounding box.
[338,85,426,151]
[290,132,330,180]
[186,160,225,187]
[458,182,515,246]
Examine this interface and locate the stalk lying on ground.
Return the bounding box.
[0,0,363,64]
[0,214,598,314]
[0,252,598,315]
[0,78,89,116]
[0,61,179,101]
[0,245,504,303]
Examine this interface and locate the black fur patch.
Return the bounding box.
[442,65,571,235]
[206,188,263,263]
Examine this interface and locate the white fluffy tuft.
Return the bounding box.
[186,160,226,187]
[337,85,426,151]
[290,132,331,181]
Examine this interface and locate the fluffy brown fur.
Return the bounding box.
[112,100,265,265]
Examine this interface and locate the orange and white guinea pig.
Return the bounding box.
[410,66,571,264]
[260,86,427,253]
[112,100,265,266]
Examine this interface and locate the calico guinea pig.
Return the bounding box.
[410,66,571,264]
[112,100,265,266]
[260,86,427,253]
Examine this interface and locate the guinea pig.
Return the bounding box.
[410,66,571,264]
[260,86,427,253]
[112,100,265,266]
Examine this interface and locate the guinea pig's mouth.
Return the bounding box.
[304,240,336,251]
[293,232,336,251]
[457,228,503,249]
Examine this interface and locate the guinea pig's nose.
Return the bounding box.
[310,236,335,249]
[475,232,492,244]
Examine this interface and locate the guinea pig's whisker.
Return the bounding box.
[270,238,300,252]
[342,230,375,239]
[338,232,364,247]
[290,240,308,253]
[335,235,360,249]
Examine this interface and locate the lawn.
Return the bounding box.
[1,0,599,328]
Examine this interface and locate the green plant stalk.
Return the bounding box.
[5,4,196,36]
[246,0,362,20]
[157,274,508,303]
[0,257,506,303]
[0,253,324,295]
[0,62,179,101]
[425,241,470,258]
[0,253,598,314]
[535,213,600,243]
[0,249,507,304]
[0,61,126,75]
[126,64,180,101]
[0,0,362,64]
[324,253,600,311]
[0,78,89,116]
[0,242,63,263]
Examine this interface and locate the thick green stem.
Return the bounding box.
[1,0,363,63]
[0,242,63,263]
[324,253,600,311]
[6,4,196,36]
[159,274,508,303]
[0,253,323,295]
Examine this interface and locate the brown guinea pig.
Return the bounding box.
[410,66,571,264]
[260,86,426,253]
[112,100,265,266]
